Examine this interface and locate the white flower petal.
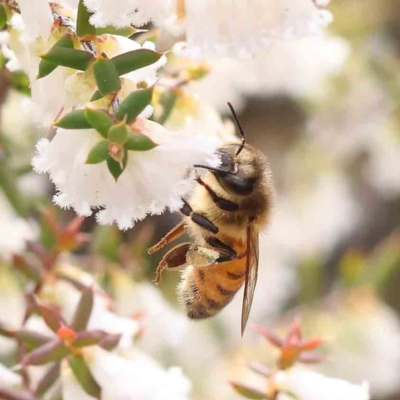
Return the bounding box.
[17,0,53,40]
[275,369,370,400]
[32,121,220,229]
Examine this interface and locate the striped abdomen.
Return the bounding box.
[178,257,246,319]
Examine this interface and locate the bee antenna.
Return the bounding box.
[227,102,246,156]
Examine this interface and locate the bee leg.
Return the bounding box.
[195,177,239,211]
[180,199,219,234]
[148,221,187,255]
[206,236,238,263]
[154,243,192,285]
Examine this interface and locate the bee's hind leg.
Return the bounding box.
[153,243,191,285]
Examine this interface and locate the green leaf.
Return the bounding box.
[85,107,113,138]
[115,88,153,123]
[107,157,123,181]
[86,141,109,164]
[230,382,268,400]
[41,47,93,71]
[90,90,103,102]
[71,288,94,331]
[125,133,157,151]
[95,25,141,37]
[37,34,74,79]
[68,355,101,398]
[55,110,91,129]
[9,70,30,96]
[35,363,60,396]
[108,122,129,144]
[112,49,163,76]
[157,90,177,125]
[76,0,96,37]
[0,4,8,30]
[93,57,121,95]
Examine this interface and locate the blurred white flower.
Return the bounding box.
[0,194,37,260]
[0,363,22,389]
[17,0,53,40]
[314,289,400,398]
[274,369,370,400]
[190,34,349,112]
[32,119,220,230]
[182,0,333,58]
[82,346,192,400]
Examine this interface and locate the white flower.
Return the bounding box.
[16,0,53,40]
[0,363,22,389]
[83,0,174,28]
[182,0,333,58]
[274,369,370,400]
[82,346,191,400]
[32,119,220,230]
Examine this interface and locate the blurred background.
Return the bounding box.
[1,0,400,399]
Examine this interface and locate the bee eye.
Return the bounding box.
[216,173,255,196]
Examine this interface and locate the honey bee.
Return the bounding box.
[148,103,273,335]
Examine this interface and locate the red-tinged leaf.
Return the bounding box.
[14,329,53,351]
[85,107,113,138]
[252,325,283,348]
[230,382,268,399]
[68,355,101,398]
[73,330,106,348]
[36,302,66,333]
[246,362,272,378]
[23,339,69,366]
[299,352,325,364]
[115,87,153,123]
[76,0,96,38]
[0,388,35,400]
[106,157,123,181]
[71,288,94,332]
[55,110,91,130]
[286,321,302,345]
[300,337,326,351]
[37,34,74,79]
[35,363,60,396]
[124,133,157,151]
[86,141,109,164]
[112,49,163,76]
[12,254,44,283]
[41,47,94,71]
[99,333,121,351]
[93,57,121,95]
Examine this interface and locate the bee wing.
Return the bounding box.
[241,220,259,336]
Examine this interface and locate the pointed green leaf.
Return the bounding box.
[157,90,177,124]
[112,49,163,76]
[76,0,96,37]
[23,339,69,366]
[115,88,153,123]
[96,25,142,37]
[230,382,268,399]
[125,133,157,151]
[68,355,101,398]
[71,288,94,331]
[93,57,121,95]
[85,108,113,137]
[37,34,74,79]
[107,157,123,181]
[0,4,7,30]
[86,141,109,164]
[90,90,103,101]
[41,47,94,71]
[108,122,129,144]
[10,70,30,96]
[55,110,91,130]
